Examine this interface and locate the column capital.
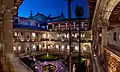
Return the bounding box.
[5,6,18,15]
[0,5,17,16]
[101,18,109,27]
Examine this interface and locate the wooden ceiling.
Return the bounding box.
[109,2,120,29]
[109,2,120,25]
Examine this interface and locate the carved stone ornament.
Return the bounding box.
[101,18,109,27]
[5,6,17,16]
[0,5,6,14]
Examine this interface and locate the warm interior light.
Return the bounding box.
[33,45,36,49]
[32,39,34,41]
[99,33,102,37]
[51,44,53,47]
[119,35,120,40]
[64,34,66,37]
[57,34,60,37]
[48,46,50,49]
[15,32,17,36]
[75,34,77,38]
[21,39,24,41]
[33,57,36,61]
[43,34,46,38]
[81,33,85,37]
[75,46,79,51]
[18,46,21,51]
[67,45,70,50]
[39,44,41,48]
[61,39,64,41]
[67,33,69,38]
[32,33,36,37]
[47,53,49,57]
[48,33,50,38]
[72,34,74,37]
[62,45,64,50]
[35,66,37,69]
[83,47,86,51]
[56,45,59,49]
[13,47,16,51]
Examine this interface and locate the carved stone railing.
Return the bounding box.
[105,48,120,72]
[18,49,91,58]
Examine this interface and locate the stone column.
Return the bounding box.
[101,21,108,55]
[3,9,13,54]
[92,21,98,72]
[0,5,6,44]
[2,0,18,55]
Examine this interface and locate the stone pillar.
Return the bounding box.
[0,5,6,44]
[3,10,13,54]
[92,21,100,72]
[101,25,108,54]
[1,0,18,56]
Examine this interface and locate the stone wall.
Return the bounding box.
[108,27,120,48]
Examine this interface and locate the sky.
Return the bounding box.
[18,0,88,18]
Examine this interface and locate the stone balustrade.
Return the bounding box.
[105,48,120,72]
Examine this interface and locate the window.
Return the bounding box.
[119,32,120,40]
[48,24,52,29]
[36,33,38,37]
[27,36,29,38]
[13,36,16,38]
[54,24,58,26]
[32,33,36,37]
[113,32,116,41]
[21,32,23,35]
[14,32,17,36]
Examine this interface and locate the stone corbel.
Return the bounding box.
[0,5,6,14]
[101,18,109,27]
[10,6,18,15]
[5,6,17,16]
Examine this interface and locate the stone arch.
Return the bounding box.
[92,0,120,28]
[103,0,120,20]
[92,0,120,39]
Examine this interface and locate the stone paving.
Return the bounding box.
[7,54,34,72]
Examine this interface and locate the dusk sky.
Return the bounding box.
[18,0,88,18]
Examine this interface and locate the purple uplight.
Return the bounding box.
[34,60,68,72]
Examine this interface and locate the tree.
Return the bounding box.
[75,5,84,19]
[75,5,84,72]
